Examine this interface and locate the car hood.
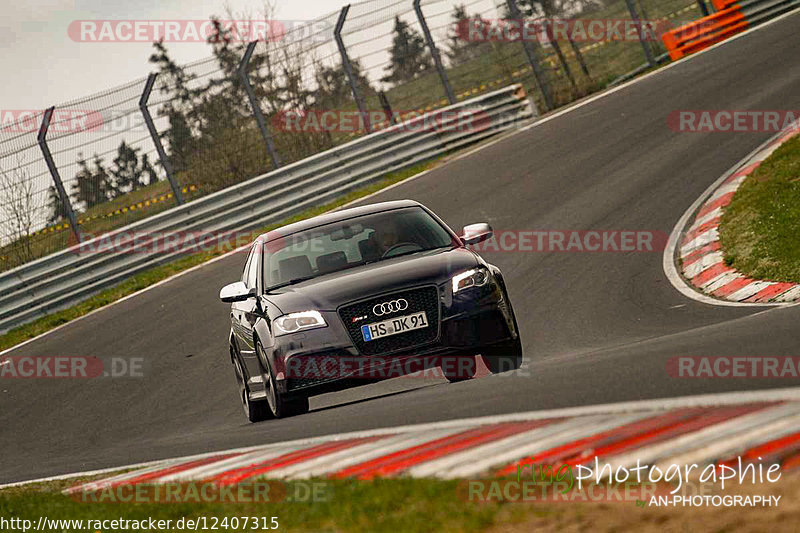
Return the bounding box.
[264,247,479,313]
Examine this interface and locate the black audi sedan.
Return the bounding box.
[220,200,522,421]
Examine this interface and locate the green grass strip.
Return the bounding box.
[719,134,800,283]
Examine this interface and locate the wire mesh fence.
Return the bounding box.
[0,0,706,274]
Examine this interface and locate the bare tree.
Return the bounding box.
[0,155,36,265]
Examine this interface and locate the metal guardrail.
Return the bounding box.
[0,84,533,334]
[739,0,800,23]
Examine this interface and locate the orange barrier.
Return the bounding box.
[661,4,748,59]
[712,0,740,9]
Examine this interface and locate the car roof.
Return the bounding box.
[255,200,424,243]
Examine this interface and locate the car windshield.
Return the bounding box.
[262,207,455,290]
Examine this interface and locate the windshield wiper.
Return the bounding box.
[381,244,455,261]
[264,275,316,293]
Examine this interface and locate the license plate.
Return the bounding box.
[361,311,428,342]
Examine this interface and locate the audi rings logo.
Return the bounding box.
[372,299,408,316]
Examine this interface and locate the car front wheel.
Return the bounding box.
[257,341,310,418]
[233,353,273,423]
[482,337,523,374]
[440,355,479,383]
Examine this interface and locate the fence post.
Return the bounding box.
[378,91,398,125]
[697,0,710,16]
[239,41,282,170]
[413,0,456,105]
[139,73,184,205]
[335,5,372,134]
[538,7,579,93]
[624,0,656,67]
[545,28,578,94]
[504,0,553,112]
[37,107,81,242]
[568,37,591,80]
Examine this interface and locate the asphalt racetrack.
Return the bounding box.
[2,13,799,484]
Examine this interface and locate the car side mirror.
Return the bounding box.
[219,281,256,303]
[461,223,493,245]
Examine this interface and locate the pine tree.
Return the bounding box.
[313,59,373,109]
[111,141,144,192]
[148,40,200,174]
[382,17,433,85]
[72,155,112,209]
[446,4,487,65]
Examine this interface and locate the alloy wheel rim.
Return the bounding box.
[258,344,278,414]
[234,357,250,415]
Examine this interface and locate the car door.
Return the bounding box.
[233,242,263,381]
[232,245,256,359]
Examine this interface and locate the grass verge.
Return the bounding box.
[719,133,800,282]
[2,474,798,532]
[0,159,437,353]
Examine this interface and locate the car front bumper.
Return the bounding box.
[269,280,517,396]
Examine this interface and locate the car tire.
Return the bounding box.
[482,337,523,374]
[482,282,524,374]
[440,355,478,383]
[233,353,273,423]
[257,341,310,418]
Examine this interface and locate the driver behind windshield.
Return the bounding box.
[361,217,406,261]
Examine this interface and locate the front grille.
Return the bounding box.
[339,286,440,356]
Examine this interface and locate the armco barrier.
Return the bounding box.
[662,0,800,60]
[0,85,533,334]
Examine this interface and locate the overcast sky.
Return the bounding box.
[2,0,347,110]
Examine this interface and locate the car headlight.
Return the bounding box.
[273,310,327,336]
[452,267,490,293]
